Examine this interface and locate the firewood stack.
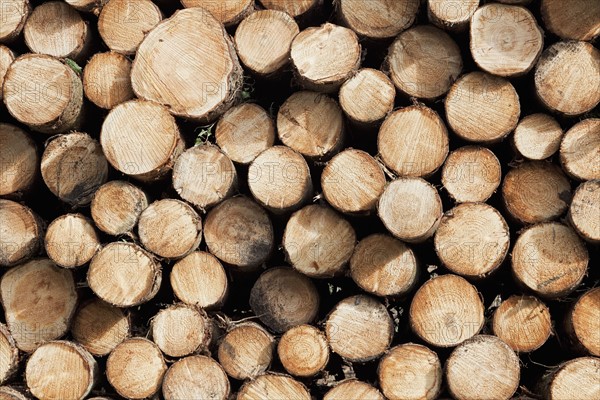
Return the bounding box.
[0,0,599,399]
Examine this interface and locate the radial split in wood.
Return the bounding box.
[511,222,589,299]
[83,52,134,109]
[512,113,563,160]
[45,213,100,268]
[217,322,274,380]
[131,7,242,122]
[409,274,484,347]
[91,180,149,236]
[3,54,83,133]
[492,295,552,353]
[278,324,329,377]
[162,355,230,400]
[569,180,600,243]
[378,177,443,243]
[204,196,274,269]
[87,242,162,307]
[0,258,77,352]
[560,118,600,181]
[181,0,253,27]
[0,123,37,197]
[446,335,520,400]
[106,338,167,400]
[378,343,442,400]
[215,103,275,164]
[387,25,462,99]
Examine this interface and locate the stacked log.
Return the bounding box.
[0,1,598,398]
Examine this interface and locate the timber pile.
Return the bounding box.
[0,0,598,399]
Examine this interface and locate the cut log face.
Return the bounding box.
[512,114,563,160]
[535,41,600,116]
[441,146,501,203]
[3,54,83,134]
[560,118,600,181]
[0,325,18,385]
[321,149,385,215]
[0,200,42,267]
[541,0,600,41]
[87,242,162,307]
[248,146,312,214]
[378,343,442,400]
[409,274,484,347]
[566,288,600,356]
[446,335,520,400]
[378,178,443,243]
[378,106,449,178]
[41,132,108,206]
[427,0,479,31]
[338,68,395,126]
[569,180,600,243]
[0,387,28,400]
[470,4,543,77]
[98,0,162,55]
[259,0,319,18]
[217,322,274,380]
[215,103,276,165]
[171,251,228,309]
[173,145,238,211]
[138,199,202,259]
[181,0,253,26]
[277,324,329,377]
[238,374,311,400]
[338,0,419,39]
[325,295,393,362]
[162,355,230,400]
[0,46,15,101]
[83,52,134,110]
[290,23,360,93]
[544,357,600,400]
[26,341,97,400]
[24,2,91,61]
[235,10,299,76]
[250,267,319,333]
[502,161,571,225]
[65,0,108,13]
[151,304,211,358]
[277,91,344,160]
[204,197,274,269]
[71,299,130,356]
[131,8,243,122]
[91,180,149,236]
[512,222,589,299]
[0,0,30,43]
[492,295,552,353]
[0,259,77,352]
[387,25,462,99]
[445,71,520,143]
[349,234,418,297]
[324,380,384,400]
[283,204,355,278]
[101,100,185,182]
[434,203,510,279]
[45,214,100,268]
[0,123,37,197]
[106,338,167,400]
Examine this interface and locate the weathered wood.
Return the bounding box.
[44,213,100,268]
[290,23,360,93]
[0,259,77,352]
[0,123,37,197]
[131,7,243,122]
[569,180,600,243]
[378,343,442,400]
[350,234,418,298]
[492,295,552,353]
[0,200,43,267]
[409,274,484,347]
[0,387,28,400]
[387,25,462,99]
[541,0,600,41]
[446,335,520,400]
[106,338,167,400]
[98,0,162,55]
[378,178,443,243]
[90,180,149,236]
[338,0,419,39]
[535,41,600,116]
[3,54,83,133]
[83,52,134,110]
[25,341,97,400]
[217,322,274,380]
[162,355,230,400]
[560,118,600,181]
[235,10,299,76]
[512,222,589,298]
[277,325,329,377]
